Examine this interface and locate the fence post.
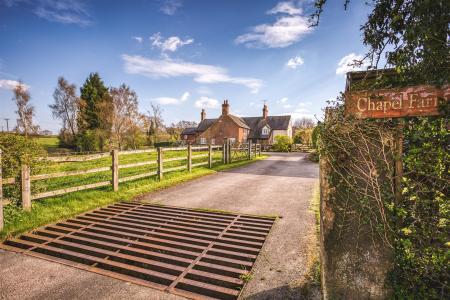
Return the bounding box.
[253,142,257,158]
[223,138,228,164]
[248,140,252,160]
[21,164,31,211]
[158,147,164,180]
[208,145,213,168]
[228,139,232,163]
[112,149,119,192]
[0,149,3,231]
[187,145,192,172]
[258,144,262,156]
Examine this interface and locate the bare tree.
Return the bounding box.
[109,84,139,149]
[49,77,79,144]
[167,120,198,142]
[13,83,39,137]
[148,102,164,144]
[294,117,315,129]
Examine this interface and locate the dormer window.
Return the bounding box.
[262,126,270,135]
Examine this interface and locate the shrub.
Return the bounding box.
[75,130,100,151]
[311,124,320,150]
[293,132,303,144]
[272,135,292,152]
[0,133,46,204]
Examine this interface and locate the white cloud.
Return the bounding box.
[122,55,262,93]
[279,97,288,103]
[132,36,143,43]
[283,104,292,109]
[160,0,182,15]
[195,96,219,109]
[235,1,312,48]
[154,91,190,105]
[154,97,179,105]
[267,1,302,15]
[150,32,194,52]
[6,0,94,26]
[336,53,370,76]
[0,79,29,91]
[180,91,190,102]
[2,0,92,26]
[289,107,315,120]
[286,56,304,69]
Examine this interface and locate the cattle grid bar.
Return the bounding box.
[1,202,275,300]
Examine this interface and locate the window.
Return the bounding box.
[211,138,215,145]
[229,138,236,144]
[200,137,207,144]
[262,126,270,135]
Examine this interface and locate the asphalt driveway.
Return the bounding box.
[0,152,319,300]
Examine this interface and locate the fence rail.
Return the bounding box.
[0,142,261,229]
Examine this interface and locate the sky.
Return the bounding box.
[0,0,371,133]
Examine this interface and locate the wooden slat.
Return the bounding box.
[118,171,157,183]
[163,157,186,163]
[30,167,110,181]
[118,161,157,169]
[191,146,209,150]
[191,154,208,159]
[46,153,110,162]
[162,147,187,152]
[31,181,110,200]
[119,149,156,155]
[3,177,15,184]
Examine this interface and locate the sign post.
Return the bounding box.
[345,84,449,204]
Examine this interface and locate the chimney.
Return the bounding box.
[201,109,206,121]
[263,103,268,119]
[222,100,230,116]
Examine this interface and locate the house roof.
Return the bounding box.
[197,118,217,132]
[181,127,197,135]
[194,114,291,139]
[243,116,291,139]
[228,115,250,129]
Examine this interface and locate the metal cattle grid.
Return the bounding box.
[1,202,275,300]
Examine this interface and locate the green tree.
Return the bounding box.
[79,73,109,130]
[77,73,112,150]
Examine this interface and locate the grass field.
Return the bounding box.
[33,136,61,152]
[0,155,267,241]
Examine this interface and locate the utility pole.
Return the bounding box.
[4,119,9,132]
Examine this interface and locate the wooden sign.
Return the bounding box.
[345,85,449,119]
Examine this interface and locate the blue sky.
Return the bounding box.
[0,0,371,132]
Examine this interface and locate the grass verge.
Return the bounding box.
[298,182,322,299]
[1,155,268,241]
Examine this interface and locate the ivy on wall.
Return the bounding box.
[319,96,449,298]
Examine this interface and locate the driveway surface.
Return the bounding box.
[0,152,319,300]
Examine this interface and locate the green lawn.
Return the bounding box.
[33,136,61,152]
[0,155,267,241]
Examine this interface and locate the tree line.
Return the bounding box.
[10,73,197,151]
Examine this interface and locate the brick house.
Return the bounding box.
[181,100,292,145]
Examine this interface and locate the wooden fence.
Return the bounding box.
[0,143,261,230]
